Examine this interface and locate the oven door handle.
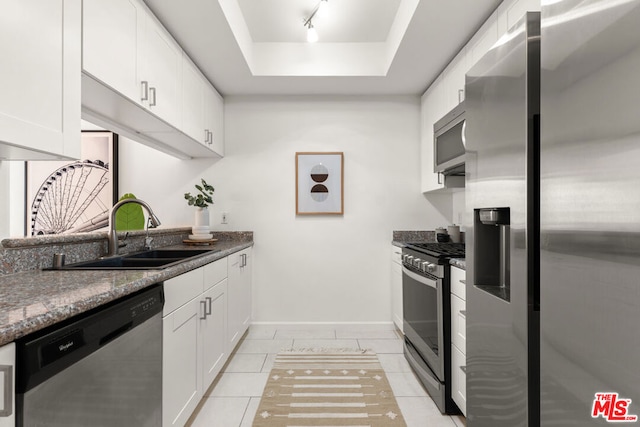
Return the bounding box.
[402,266,437,289]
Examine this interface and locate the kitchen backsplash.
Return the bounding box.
[393,230,436,243]
[0,229,253,275]
[392,230,465,245]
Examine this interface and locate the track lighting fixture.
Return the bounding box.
[303,0,328,43]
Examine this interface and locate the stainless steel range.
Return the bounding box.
[402,242,464,414]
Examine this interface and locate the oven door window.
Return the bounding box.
[402,266,444,380]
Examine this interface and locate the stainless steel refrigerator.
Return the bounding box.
[465,1,640,426]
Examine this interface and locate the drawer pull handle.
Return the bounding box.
[460,279,466,284]
[460,365,467,373]
[459,310,466,318]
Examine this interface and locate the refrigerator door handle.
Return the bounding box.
[461,120,467,148]
[499,224,510,289]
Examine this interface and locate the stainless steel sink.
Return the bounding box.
[50,248,220,270]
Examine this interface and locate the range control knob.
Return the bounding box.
[426,263,436,273]
[404,255,414,264]
[413,258,422,267]
[421,261,430,272]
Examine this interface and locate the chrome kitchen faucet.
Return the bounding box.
[107,198,161,257]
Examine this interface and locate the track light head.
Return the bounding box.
[306,21,318,43]
[303,0,329,43]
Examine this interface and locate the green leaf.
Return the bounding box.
[115,193,145,231]
[185,178,215,208]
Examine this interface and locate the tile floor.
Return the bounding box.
[187,325,466,427]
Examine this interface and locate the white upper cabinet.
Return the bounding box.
[140,13,182,129]
[204,83,225,157]
[445,53,467,108]
[82,0,142,103]
[83,0,182,126]
[181,55,224,157]
[497,0,541,37]
[181,55,206,145]
[465,10,499,74]
[82,0,223,159]
[421,80,445,193]
[421,0,541,194]
[0,0,81,160]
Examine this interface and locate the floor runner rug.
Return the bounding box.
[253,349,407,427]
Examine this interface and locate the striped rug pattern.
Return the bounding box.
[253,350,407,427]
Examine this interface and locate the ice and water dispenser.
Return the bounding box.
[474,208,511,302]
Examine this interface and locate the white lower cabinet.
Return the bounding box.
[163,295,201,427]
[0,343,15,427]
[201,261,228,388]
[162,250,250,427]
[451,342,466,416]
[390,245,403,333]
[450,266,466,416]
[227,248,252,352]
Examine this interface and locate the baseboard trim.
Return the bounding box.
[250,321,395,330]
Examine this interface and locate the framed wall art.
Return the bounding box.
[296,152,344,215]
[25,131,119,236]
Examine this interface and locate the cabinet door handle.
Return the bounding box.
[204,129,210,144]
[149,87,157,107]
[461,120,467,148]
[200,300,208,320]
[205,297,212,316]
[141,81,149,102]
[458,89,465,103]
[0,365,12,417]
[208,131,213,145]
[437,172,443,185]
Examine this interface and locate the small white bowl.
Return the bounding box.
[188,233,212,241]
[192,226,210,234]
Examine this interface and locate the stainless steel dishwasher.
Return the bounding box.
[15,283,164,427]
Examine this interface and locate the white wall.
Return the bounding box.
[106,96,450,323]
[452,190,466,231]
[1,161,26,238]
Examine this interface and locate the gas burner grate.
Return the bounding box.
[406,242,465,258]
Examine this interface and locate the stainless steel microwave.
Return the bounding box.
[434,102,466,174]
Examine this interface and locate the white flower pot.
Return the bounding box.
[192,207,210,236]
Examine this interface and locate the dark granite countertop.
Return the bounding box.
[0,239,252,346]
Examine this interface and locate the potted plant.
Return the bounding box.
[184,179,215,238]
